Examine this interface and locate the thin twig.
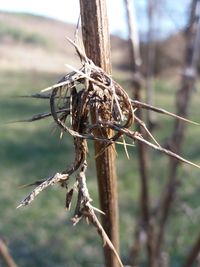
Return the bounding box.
[17,173,68,208]
[132,100,199,125]
[0,239,18,267]
[11,109,69,123]
[183,232,200,267]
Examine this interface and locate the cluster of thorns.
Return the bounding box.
[17,40,199,267]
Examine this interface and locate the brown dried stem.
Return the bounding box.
[0,239,18,267]
[183,232,200,267]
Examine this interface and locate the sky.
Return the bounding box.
[0,0,190,39]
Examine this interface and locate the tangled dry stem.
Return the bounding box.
[17,41,199,267]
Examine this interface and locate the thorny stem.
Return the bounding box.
[71,160,123,267]
[17,173,68,208]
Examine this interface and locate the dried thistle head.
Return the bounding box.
[16,40,199,267]
[17,41,200,211]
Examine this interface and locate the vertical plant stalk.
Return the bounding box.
[0,239,18,267]
[79,1,119,267]
[124,1,153,266]
[154,0,200,263]
[146,0,157,130]
[124,0,141,72]
[183,232,200,267]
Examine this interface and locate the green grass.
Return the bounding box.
[0,70,200,266]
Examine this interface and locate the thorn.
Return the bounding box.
[91,205,106,215]
[16,203,24,209]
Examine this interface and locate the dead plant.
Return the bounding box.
[17,40,200,267]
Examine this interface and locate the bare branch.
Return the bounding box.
[183,232,200,267]
[0,239,18,267]
[17,173,68,208]
[131,100,199,125]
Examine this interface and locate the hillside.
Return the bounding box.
[0,11,187,77]
[0,12,81,72]
[0,11,129,74]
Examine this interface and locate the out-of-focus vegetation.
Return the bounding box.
[0,11,199,267]
[0,24,48,46]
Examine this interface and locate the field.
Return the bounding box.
[0,12,200,267]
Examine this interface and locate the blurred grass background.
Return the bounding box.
[0,11,200,267]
